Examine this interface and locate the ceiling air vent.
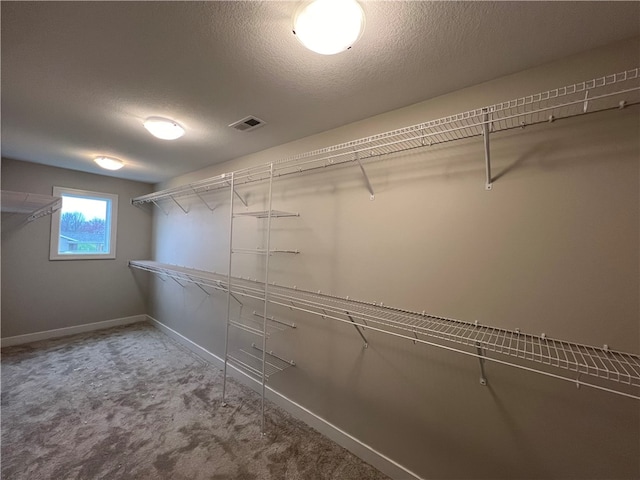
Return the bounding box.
[228,116,266,132]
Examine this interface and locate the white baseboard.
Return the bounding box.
[1,314,147,348]
[149,316,227,367]
[147,315,423,480]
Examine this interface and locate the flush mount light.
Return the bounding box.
[94,156,124,171]
[293,0,365,55]
[143,117,185,140]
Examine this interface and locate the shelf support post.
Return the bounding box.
[354,151,375,200]
[476,342,488,386]
[222,172,235,406]
[482,110,493,191]
[260,162,275,434]
[346,311,369,348]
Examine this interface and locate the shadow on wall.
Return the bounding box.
[492,141,557,183]
[129,267,151,310]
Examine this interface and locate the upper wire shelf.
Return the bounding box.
[1,190,62,223]
[129,260,640,400]
[132,68,640,206]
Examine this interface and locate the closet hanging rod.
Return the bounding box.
[132,67,639,206]
[129,260,640,400]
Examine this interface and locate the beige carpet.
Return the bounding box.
[1,322,390,480]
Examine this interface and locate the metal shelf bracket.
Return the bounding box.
[170,195,189,214]
[346,310,369,348]
[191,188,217,211]
[223,181,248,208]
[476,342,488,386]
[151,200,169,216]
[355,151,375,200]
[482,110,493,191]
[229,292,243,306]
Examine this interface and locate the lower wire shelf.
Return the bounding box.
[226,344,295,380]
[130,260,640,400]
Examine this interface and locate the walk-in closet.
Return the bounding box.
[2,2,639,479]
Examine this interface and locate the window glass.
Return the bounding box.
[50,187,118,260]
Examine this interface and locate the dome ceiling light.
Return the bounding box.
[143,117,185,140]
[94,156,124,171]
[293,0,365,55]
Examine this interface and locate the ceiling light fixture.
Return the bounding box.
[143,117,185,140]
[94,156,124,171]
[293,0,365,55]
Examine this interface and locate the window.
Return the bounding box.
[49,187,118,260]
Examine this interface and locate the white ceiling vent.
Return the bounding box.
[228,116,266,132]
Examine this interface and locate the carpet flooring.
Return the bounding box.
[1,322,390,480]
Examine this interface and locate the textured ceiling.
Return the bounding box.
[2,1,639,184]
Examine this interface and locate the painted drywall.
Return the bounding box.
[149,38,639,479]
[1,159,153,337]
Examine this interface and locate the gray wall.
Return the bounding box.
[150,38,639,479]
[1,158,153,337]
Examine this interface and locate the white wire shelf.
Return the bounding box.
[131,68,640,206]
[229,311,294,338]
[229,318,269,338]
[226,344,295,380]
[1,190,62,223]
[129,260,640,400]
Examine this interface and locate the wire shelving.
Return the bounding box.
[227,344,296,380]
[1,190,62,223]
[132,67,640,207]
[219,165,301,433]
[130,67,640,436]
[129,260,640,401]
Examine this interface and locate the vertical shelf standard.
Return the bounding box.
[222,163,299,432]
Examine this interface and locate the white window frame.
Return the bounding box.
[49,187,118,260]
